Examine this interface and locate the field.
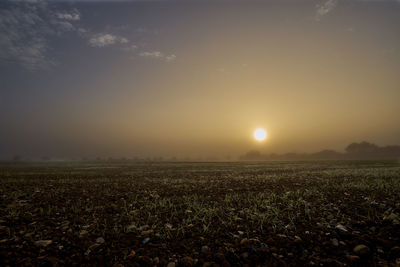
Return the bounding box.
[1,161,399,266]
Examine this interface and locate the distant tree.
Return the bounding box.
[345,141,379,154]
[269,153,278,160]
[240,150,263,160]
[311,150,342,159]
[13,155,21,162]
[381,145,400,155]
[247,150,261,158]
[282,153,300,160]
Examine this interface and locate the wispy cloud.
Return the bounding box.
[121,44,138,52]
[165,54,176,62]
[56,9,80,21]
[138,51,176,62]
[0,0,81,70]
[0,0,174,70]
[315,0,337,21]
[89,33,128,47]
[139,51,163,58]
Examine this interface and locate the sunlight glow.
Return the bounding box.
[254,128,267,141]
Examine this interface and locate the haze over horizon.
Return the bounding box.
[1,0,400,160]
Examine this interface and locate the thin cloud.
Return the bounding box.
[56,9,80,21]
[121,44,138,51]
[139,51,163,58]
[88,33,129,47]
[315,0,337,21]
[165,54,176,62]
[138,51,176,62]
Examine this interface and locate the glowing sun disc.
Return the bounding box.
[254,128,267,141]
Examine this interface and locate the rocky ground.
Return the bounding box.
[0,161,399,266]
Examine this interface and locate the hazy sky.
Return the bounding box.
[1,0,399,159]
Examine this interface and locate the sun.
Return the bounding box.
[254,128,267,141]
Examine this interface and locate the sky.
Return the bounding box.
[1,0,399,160]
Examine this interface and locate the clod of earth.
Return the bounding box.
[34,240,52,247]
[383,213,400,224]
[330,238,339,247]
[335,224,348,232]
[95,237,105,244]
[201,245,210,253]
[353,244,371,256]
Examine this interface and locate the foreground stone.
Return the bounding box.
[34,240,52,247]
[353,244,370,256]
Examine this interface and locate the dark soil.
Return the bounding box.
[0,161,399,266]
